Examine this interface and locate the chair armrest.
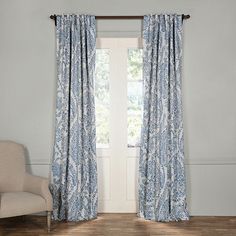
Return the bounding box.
[23,173,52,211]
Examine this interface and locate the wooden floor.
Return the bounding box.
[1,214,236,236]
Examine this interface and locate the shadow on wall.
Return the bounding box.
[24,145,33,174]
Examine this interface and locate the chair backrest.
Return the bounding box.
[0,141,26,192]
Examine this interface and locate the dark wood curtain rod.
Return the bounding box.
[50,14,190,25]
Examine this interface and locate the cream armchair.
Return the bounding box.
[0,141,53,231]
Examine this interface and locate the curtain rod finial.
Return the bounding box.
[50,15,56,20]
[182,14,190,20]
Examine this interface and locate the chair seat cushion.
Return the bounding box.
[0,192,46,218]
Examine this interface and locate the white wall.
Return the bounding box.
[0,0,236,215]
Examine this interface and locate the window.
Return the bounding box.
[95,38,143,149]
[127,49,143,147]
[95,49,110,148]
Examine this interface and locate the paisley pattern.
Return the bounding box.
[51,15,97,221]
[139,14,189,221]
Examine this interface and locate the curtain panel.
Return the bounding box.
[139,14,189,221]
[51,14,97,221]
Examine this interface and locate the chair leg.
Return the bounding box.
[47,211,51,232]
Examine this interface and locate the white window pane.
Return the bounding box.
[127,49,143,147]
[128,81,143,114]
[128,116,142,147]
[127,49,143,81]
[127,81,142,147]
[95,49,110,148]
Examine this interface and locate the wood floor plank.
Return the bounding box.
[0,214,236,236]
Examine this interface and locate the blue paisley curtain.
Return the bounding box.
[51,15,97,221]
[139,14,189,221]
